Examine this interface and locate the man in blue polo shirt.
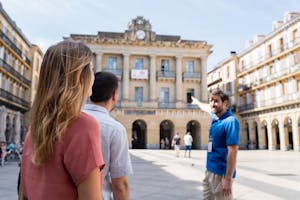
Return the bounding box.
[192,89,239,200]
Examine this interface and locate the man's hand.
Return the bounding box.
[191,96,211,113]
[221,177,232,196]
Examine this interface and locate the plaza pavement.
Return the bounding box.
[128,149,300,200]
[0,150,300,200]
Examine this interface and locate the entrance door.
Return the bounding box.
[132,120,147,149]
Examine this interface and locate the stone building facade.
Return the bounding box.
[208,12,300,151]
[0,3,42,144]
[65,16,212,149]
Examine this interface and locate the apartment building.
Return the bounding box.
[0,3,42,144]
[66,16,212,149]
[208,12,300,151]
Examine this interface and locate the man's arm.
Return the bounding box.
[222,145,238,196]
[111,177,129,200]
[191,96,211,113]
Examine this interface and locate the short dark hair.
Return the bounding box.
[90,72,118,102]
[210,88,229,102]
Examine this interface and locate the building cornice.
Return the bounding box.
[238,15,300,57]
[65,34,212,50]
[0,3,31,46]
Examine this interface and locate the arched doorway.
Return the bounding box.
[245,122,250,149]
[5,116,12,143]
[159,120,174,149]
[262,120,269,149]
[132,120,147,149]
[284,117,293,150]
[186,120,201,149]
[253,122,259,149]
[271,119,280,150]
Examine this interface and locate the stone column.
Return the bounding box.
[279,120,287,150]
[258,124,266,149]
[0,106,6,142]
[200,57,208,101]
[175,56,182,103]
[248,122,254,149]
[122,54,130,101]
[95,53,103,72]
[267,122,274,150]
[14,112,21,145]
[149,55,156,102]
[292,118,300,151]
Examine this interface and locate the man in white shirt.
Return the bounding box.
[83,72,133,200]
[184,132,193,158]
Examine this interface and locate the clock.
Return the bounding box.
[136,30,145,40]
[137,19,143,25]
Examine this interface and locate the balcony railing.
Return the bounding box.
[158,102,176,109]
[0,88,30,110]
[241,63,300,89]
[238,103,254,112]
[0,58,31,85]
[238,91,300,112]
[0,30,31,66]
[182,72,201,81]
[185,104,199,109]
[102,68,122,77]
[156,71,176,79]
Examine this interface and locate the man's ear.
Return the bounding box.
[112,90,117,101]
[224,100,228,107]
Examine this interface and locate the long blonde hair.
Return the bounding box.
[30,41,93,165]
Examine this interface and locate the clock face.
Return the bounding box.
[136,30,145,40]
[137,19,143,25]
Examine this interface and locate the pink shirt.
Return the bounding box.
[21,112,104,200]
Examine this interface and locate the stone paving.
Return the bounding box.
[128,149,300,200]
[0,150,300,200]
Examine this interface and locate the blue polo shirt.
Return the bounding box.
[206,109,239,178]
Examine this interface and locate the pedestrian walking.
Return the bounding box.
[165,137,170,149]
[83,71,133,200]
[21,41,105,200]
[160,138,165,149]
[192,88,240,200]
[172,133,181,157]
[184,132,193,158]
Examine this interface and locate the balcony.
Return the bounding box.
[158,102,176,109]
[102,67,122,79]
[0,30,31,66]
[238,103,254,112]
[182,72,201,82]
[156,71,175,81]
[237,36,300,75]
[248,63,300,88]
[0,88,30,112]
[0,58,31,86]
[185,104,199,109]
[238,84,251,92]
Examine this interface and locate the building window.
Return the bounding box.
[161,59,169,72]
[0,46,4,59]
[279,38,284,52]
[108,56,117,69]
[186,88,194,103]
[135,87,143,102]
[186,60,194,73]
[160,87,169,103]
[268,44,272,57]
[135,58,144,69]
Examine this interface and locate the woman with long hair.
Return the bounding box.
[21,41,104,200]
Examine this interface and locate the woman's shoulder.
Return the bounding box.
[74,112,98,126]
[67,112,99,134]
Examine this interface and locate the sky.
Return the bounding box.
[2,0,300,71]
